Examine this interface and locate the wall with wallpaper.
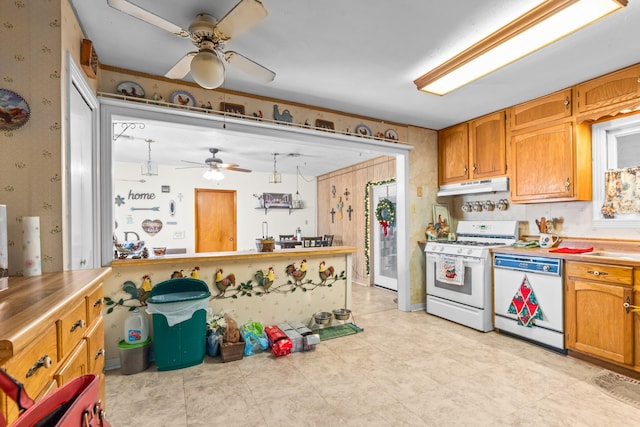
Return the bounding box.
[0,0,94,274]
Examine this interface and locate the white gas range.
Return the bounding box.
[425,220,518,332]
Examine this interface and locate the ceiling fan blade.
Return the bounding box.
[165,52,196,79]
[214,0,268,41]
[107,0,189,37]
[175,165,207,169]
[224,51,275,83]
[180,160,206,166]
[228,166,252,173]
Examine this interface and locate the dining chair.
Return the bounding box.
[279,234,297,249]
[322,234,334,246]
[302,236,323,247]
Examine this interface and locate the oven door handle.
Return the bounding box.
[426,254,483,264]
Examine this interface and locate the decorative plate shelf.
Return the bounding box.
[256,206,301,215]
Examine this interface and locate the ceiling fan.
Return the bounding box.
[107,0,275,89]
[178,148,252,174]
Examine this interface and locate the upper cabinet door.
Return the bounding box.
[510,89,572,131]
[469,110,506,179]
[438,122,469,185]
[575,64,640,115]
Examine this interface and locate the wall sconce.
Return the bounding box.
[414,0,627,95]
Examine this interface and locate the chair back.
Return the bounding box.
[279,234,295,240]
[279,234,297,249]
[322,234,334,246]
[302,236,323,247]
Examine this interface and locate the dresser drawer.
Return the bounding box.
[3,324,58,422]
[85,317,105,375]
[57,298,87,361]
[565,262,633,285]
[86,286,104,326]
[54,340,87,386]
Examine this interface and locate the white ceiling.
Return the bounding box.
[71,0,640,175]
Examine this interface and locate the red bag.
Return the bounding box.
[0,369,110,427]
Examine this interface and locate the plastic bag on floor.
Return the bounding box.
[206,329,222,357]
[240,322,268,356]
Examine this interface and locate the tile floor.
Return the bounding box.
[105,285,640,426]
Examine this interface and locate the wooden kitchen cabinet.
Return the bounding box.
[575,63,640,116]
[438,122,469,184]
[510,89,572,130]
[0,269,110,424]
[509,118,591,203]
[469,110,507,179]
[565,261,634,366]
[438,110,506,184]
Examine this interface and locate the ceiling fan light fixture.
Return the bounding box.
[413,0,627,95]
[203,168,224,181]
[269,153,281,184]
[190,48,225,89]
[141,139,158,176]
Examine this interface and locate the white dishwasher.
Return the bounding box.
[493,253,565,352]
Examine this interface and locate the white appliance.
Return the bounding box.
[0,205,7,292]
[437,176,508,197]
[425,220,518,332]
[493,253,565,352]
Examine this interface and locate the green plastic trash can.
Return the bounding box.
[146,278,211,371]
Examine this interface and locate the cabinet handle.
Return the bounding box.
[70,319,86,332]
[463,165,468,174]
[95,348,105,360]
[473,163,477,173]
[565,178,571,191]
[624,297,640,314]
[564,96,570,109]
[93,298,103,308]
[26,355,52,378]
[587,270,608,276]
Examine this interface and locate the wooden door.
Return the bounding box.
[469,110,506,179]
[566,279,634,365]
[575,64,640,114]
[195,189,237,252]
[510,121,574,202]
[438,122,469,184]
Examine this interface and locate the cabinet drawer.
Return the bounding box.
[85,317,105,375]
[86,286,104,326]
[566,262,632,285]
[54,340,87,386]
[57,298,87,361]
[2,324,58,422]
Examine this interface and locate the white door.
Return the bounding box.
[372,184,397,290]
[67,56,99,269]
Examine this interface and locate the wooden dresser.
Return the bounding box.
[0,268,111,424]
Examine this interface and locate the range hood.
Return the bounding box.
[437,176,509,197]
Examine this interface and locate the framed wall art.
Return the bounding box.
[263,192,292,208]
[221,102,245,116]
[432,204,451,240]
[0,89,30,130]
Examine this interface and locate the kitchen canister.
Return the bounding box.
[22,216,41,277]
[124,308,149,344]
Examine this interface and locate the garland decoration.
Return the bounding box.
[375,198,395,237]
[364,178,395,276]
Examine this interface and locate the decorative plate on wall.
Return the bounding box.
[0,89,30,130]
[116,81,145,98]
[385,129,399,141]
[170,90,196,107]
[355,124,372,137]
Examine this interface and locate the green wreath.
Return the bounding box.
[375,199,395,236]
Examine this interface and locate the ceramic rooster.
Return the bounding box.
[255,266,275,292]
[215,269,236,294]
[319,261,335,283]
[285,259,307,284]
[122,275,152,306]
[191,266,200,279]
[171,270,184,279]
[273,104,293,123]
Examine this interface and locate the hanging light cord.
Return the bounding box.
[296,164,315,182]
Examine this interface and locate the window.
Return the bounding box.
[592,114,640,227]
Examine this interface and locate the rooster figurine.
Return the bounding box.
[215,268,236,295]
[122,274,152,306]
[255,266,275,292]
[285,259,307,284]
[319,261,335,283]
[171,270,184,279]
[191,266,200,279]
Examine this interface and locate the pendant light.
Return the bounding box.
[293,165,303,208]
[141,139,158,176]
[269,153,281,184]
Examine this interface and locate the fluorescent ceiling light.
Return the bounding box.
[414,0,627,96]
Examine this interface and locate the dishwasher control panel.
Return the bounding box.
[493,253,561,275]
